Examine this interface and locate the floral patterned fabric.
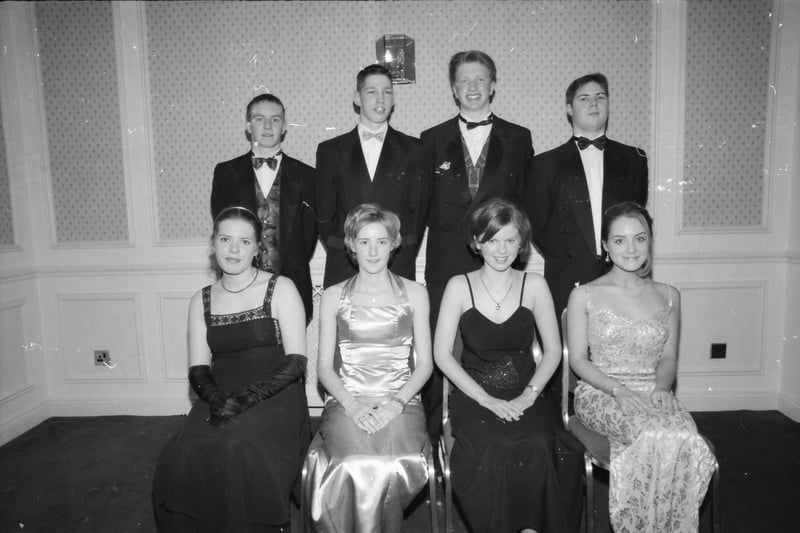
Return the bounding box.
[574,291,717,533]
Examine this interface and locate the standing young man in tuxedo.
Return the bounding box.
[525,72,648,318]
[316,64,425,288]
[211,93,317,323]
[420,50,534,439]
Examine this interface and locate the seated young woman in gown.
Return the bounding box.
[434,199,583,533]
[152,205,310,533]
[567,201,717,533]
[304,204,433,533]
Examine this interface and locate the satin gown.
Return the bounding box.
[153,275,310,533]
[574,286,717,533]
[304,274,429,533]
[450,274,584,533]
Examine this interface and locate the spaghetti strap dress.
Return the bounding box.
[153,274,310,533]
[574,285,717,532]
[450,273,584,533]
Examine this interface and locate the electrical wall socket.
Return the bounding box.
[94,350,111,365]
[710,343,727,359]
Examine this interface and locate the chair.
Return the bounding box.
[560,309,720,533]
[300,423,440,533]
[438,338,542,533]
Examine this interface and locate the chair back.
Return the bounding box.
[561,308,571,429]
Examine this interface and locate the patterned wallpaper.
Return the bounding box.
[0,101,13,246]
[35,1,129,243]
[146,0,652,241]
[682,0,771,229]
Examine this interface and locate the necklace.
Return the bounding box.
[220,269,258,294]
[356,277,388,304]
[479,273,514,310]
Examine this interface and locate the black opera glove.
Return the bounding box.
[188,365,238,428]
[236,354,308,412]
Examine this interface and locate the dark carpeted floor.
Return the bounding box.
[0,410,797,532]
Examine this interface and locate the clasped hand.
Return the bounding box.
[344,398,403,434]
[614,387,679,415]
[480,395,525,422]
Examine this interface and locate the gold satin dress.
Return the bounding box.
[304,274,430,533]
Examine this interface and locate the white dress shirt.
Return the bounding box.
[357,123,388,180]
[576,139,604,255]
[458,115,493,165]
[253,152,282,195]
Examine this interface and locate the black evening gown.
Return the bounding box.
[153,275,310,533]
[450,274,584,533]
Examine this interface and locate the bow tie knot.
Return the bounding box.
[459,114,494,130]
[361,130,385,142]
[574,136,607,150]
[253,151,281,170]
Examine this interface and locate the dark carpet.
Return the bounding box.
[0,410,797,532]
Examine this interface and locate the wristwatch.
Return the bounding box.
[526,384,540,394]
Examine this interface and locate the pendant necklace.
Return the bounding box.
[480,273,513,310]
[220,269,258,294]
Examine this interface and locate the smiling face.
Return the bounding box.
[246,100,285,153]
[475,223,522,272]
[603,216,650,274]
[354,73,393,129]
[213,218,260,275]
[351,221,394,275]
[567,80,609,137]
[451,61,495,117]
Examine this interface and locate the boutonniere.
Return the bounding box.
[437,161,451,171]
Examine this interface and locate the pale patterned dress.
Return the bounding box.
[574,285,717,533]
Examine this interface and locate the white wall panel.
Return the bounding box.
[675,281,767,375]
[156,292,192,382]
[57,293,144,382]
[0,299,32,401]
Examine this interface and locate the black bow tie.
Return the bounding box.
[459,114,494,130]
[574,136,607,150]
[253,151,281,170]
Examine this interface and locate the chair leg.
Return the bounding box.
[300,459,311,533]
[427,455,440,533]
[711,463,720,533]
[584,452,594,533]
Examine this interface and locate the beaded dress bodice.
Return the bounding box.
[587,302,670,392]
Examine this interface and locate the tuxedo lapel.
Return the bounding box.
[344,129,373,203]
[561,143,596,254]
[371,128,399,199]
[278,157,300,257]
[601,141,626,211]
[443,120,468,197]
[235,155,257,203]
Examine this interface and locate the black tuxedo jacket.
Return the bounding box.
[525,138,648,314]
[420,116,533,308]
[316,126,425,287]
[210,152,318,320]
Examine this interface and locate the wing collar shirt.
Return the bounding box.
[358,123,388,180]
[458,114,493,165]
[254,151,282,196]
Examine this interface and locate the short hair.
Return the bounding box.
[245,93,285,122]
[565,73,609,125]
[213,205,262,241]
[356,64,393,92]
[343,203,402,260]
[468,199,532,262]
[448,50,497,86]
[601,201,654,278]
